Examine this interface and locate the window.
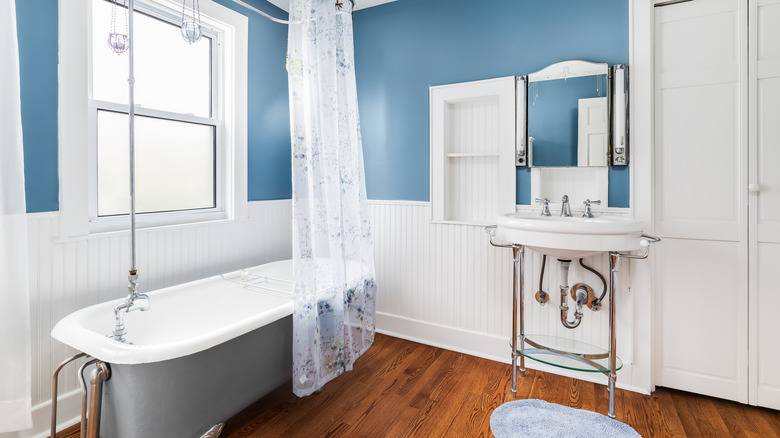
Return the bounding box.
[60,0,248,236]
[91,0,218,221]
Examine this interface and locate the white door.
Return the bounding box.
[654,0,749,403]
[577,97,608,166]
[749,0,780,410]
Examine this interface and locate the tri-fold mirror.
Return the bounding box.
[515,60,629,167]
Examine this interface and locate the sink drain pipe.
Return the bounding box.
[558,260,586,329]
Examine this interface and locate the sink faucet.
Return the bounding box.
[560,195,572,217]
[535,198,551,216]
[112,270,150,343]
[582,199,602,218]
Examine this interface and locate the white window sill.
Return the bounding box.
[55,213,245,244]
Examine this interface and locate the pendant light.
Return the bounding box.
[108,0,129,54]
[181,0,203,44]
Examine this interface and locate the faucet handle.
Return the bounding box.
[582,199,601,218]
[535,198,551,216]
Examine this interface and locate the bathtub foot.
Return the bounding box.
[200,422,225,438]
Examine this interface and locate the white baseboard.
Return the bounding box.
[0,390,82,438]
[376,312,650,396]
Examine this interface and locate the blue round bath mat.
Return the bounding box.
[490,399,642,438]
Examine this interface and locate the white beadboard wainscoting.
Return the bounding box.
[368,200,648,394]
[18,200,292,438]
[18,198,648,438]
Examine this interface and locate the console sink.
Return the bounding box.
[495,213,645,258]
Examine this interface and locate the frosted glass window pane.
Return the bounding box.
[97,111,215,216]
[92,0,211,117]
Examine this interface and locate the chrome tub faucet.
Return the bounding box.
[112,270,150,343]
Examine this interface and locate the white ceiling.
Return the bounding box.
[265,0,396,12]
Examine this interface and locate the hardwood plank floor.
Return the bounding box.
[55,334,780,437]
[221,334,780,438]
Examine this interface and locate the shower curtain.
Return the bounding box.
[0,0,32,432]
[287,0,376,397]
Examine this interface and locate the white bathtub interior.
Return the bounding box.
[51,260,294,365]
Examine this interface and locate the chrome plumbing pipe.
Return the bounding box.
[112,0,150,345]
[78,359,99,438]
[51,353,89,438]
[77,360,111,438]
[112,271,150,343]
[128,0,137,274]
[558,260,583,329]
[86,362,111,438]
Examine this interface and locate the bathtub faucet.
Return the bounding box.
[111,270,150,343]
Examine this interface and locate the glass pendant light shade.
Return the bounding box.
[108,0,129,54]
[181,0,202,44]
[181,20,202,43]
[108,32,129,54]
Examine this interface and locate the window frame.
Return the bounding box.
[60,0,248,237]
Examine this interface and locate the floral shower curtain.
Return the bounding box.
[0,0,32,432]
[287,0,376,397]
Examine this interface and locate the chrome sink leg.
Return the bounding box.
[484,226,526,395]
[511,246,525,394]
[511,247,519,393]
[608,251,618,419]
[518,246,525,377]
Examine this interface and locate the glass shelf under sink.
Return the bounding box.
[516,334,623,374]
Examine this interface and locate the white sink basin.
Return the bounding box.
[495,213,645,259]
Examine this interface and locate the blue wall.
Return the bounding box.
[17,0,630,212]
[16,0,59,213]
[353,0,630,207]
[14,0,292,213]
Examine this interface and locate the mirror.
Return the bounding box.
[515,60,629,167]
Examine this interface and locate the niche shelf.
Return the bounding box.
[430,77,516,225]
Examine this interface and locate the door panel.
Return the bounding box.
[658,238,745,400]
[654,0,749,403]
[657,83,741,240]
[750,0,780,409]
[757,77,780,240]
[755,243,780,409]
[655,0,747,242]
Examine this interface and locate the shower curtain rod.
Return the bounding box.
[229,0,355,25]
[231,0,289,24]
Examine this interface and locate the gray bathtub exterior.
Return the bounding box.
[93,315,292,438]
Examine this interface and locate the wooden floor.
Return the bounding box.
[221,334,780,437]
[56,334,780,437]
